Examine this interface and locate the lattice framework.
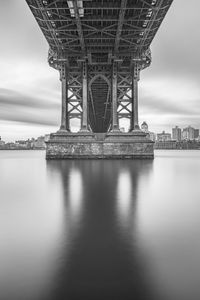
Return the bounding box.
[26,0,173,132]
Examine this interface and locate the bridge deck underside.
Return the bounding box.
[26,0,173,132]
[26,0,173,60]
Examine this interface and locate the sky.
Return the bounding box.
[0,0,200,141]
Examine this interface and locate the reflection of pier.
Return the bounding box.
[26,0,173,159]
[46,159,155,299]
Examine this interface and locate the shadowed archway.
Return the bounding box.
[89,74,111,133]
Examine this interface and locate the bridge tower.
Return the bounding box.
[26,0,173,159]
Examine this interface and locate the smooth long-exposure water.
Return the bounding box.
[0,150,200,300]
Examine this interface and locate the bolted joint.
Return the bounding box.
[112,60,118,78]
[82,60,87,79]
[133,64,140,81]
[59,63,67,81]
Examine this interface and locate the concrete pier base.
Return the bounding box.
[46,130,154,159]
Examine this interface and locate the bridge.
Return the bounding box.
[26,0,173,159]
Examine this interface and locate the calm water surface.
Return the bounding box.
[0,150,200,300]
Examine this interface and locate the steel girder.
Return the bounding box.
[26,0,173,132]
[26,0,173,65]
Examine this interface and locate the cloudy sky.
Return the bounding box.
[0,0,199,141]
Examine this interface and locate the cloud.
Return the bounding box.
[0,120,57,142]
[0,88,59,109]
[140,90,200,117]
[0,88,60,126]
[1,0,200,140]
[138,75,200,132]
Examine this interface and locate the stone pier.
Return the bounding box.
[46,131,154,159]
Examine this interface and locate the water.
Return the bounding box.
[0,150,200,300]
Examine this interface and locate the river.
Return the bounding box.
[0,150,200,300]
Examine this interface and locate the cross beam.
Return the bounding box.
[114,0,127,54]
[72,0,85,52]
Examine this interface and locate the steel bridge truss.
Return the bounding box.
[26,0,173,133]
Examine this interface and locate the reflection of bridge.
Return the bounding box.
[26,0,173,159]
[46,159,154,298]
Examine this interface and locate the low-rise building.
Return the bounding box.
[149,132,156,142]
[15,139,32,149]
[44,134,50,142]
[0,137,5,147]
[141,121,156,141]
[194,129,199,139]
[157,131,171,142]
[155,140,177,149]
[33,136,46,149]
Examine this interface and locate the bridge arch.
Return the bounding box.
[88,74,111,132]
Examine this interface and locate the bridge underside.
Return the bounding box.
[26,0,173,159]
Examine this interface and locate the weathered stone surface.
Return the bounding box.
[46,131,154,159]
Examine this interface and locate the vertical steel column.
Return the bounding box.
[111,60,119,131]
[130,64,140,131]
[60,64,69,131]
[80,60,89,131]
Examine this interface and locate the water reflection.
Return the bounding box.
[117,170,132,223]
[116,161,153,231]
[137,151,200,300]
[1,151,200,300]
[67,167,83,225]
[45,159,155,300]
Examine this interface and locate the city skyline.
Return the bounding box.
[1,123,200,144]
[1,0,200,141]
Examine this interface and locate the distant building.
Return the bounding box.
[194,129,199,139]
[182,126,199,140]
[44,134,50,142]
[0,135,47,150]
[141,121,156,141]
[172,126,182,141]
[149,132,156,142]
[155,140,177,149]
[0,136,5,146]
[141,121,148,132]
[157,131,171,142]
[14,137,45,149]
[5,142,17,150]
[33,136,46,149]
[15,139,32,149]
[196,135,200,142]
